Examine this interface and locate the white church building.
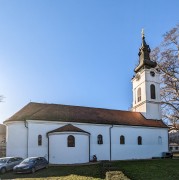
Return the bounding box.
[4,33,168,164]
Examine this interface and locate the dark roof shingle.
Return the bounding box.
[47,124,90,134]
[4,102,168,128]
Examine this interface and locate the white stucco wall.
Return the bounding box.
[27,122,49,158]
[111,125,168,160]
[5,120,168,164]
[6,122,27,158]
[26,121,111,162]
[145,102,162,120]
[49,132,89,164]
[132,68,162,120]
[76,123,110,161]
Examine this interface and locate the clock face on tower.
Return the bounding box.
[150,71,155,77]
[136,73,141,81]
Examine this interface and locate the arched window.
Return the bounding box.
[120,135,125,144]
[150,84,156,99]
[38,135,42,146]
[158,136,162,144]
[137,88,141,102]
[138,136,142,145]
[67,135,75,147]
[97,134,103,144]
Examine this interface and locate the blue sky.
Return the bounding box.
[0,0,179,123]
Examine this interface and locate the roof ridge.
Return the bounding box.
[28,101,134,113]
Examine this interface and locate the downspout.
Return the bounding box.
[89,133,91,162]
[24,120,28,157]
[47,134,49,163]
[168,129,169,152]
[109,125,113,161]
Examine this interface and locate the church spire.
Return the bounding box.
[134,29,157,73]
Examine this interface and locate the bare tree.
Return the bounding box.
[151,25,179,125]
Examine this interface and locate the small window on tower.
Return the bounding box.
[150,84,156,99]
[137,88,141,102]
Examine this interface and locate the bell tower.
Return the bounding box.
[131,30,162,120]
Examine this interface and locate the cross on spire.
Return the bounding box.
[141,28,145,38]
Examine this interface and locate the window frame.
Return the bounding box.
[97,134,103,144]
[150,84,156,99]
[38,135,42,146]
[120,135,125,145]
[137,88,141,102]
[138,136,142,145]
[67,135,75,147]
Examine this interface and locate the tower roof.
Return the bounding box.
[135,29,157,73]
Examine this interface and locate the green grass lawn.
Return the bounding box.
[0,159,179,180]
[0,164,102,180]
[113,159,179,180]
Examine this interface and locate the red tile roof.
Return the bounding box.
[4,102,168,128]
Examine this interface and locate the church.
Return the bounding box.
[4,32,168,164]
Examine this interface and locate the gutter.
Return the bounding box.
[168,131,169,152]
[109,125,113,161]
[24,120,28,157]
[89,134,91,162]
[47,134,49,163]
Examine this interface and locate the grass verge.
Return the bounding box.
[0,159,179,180]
